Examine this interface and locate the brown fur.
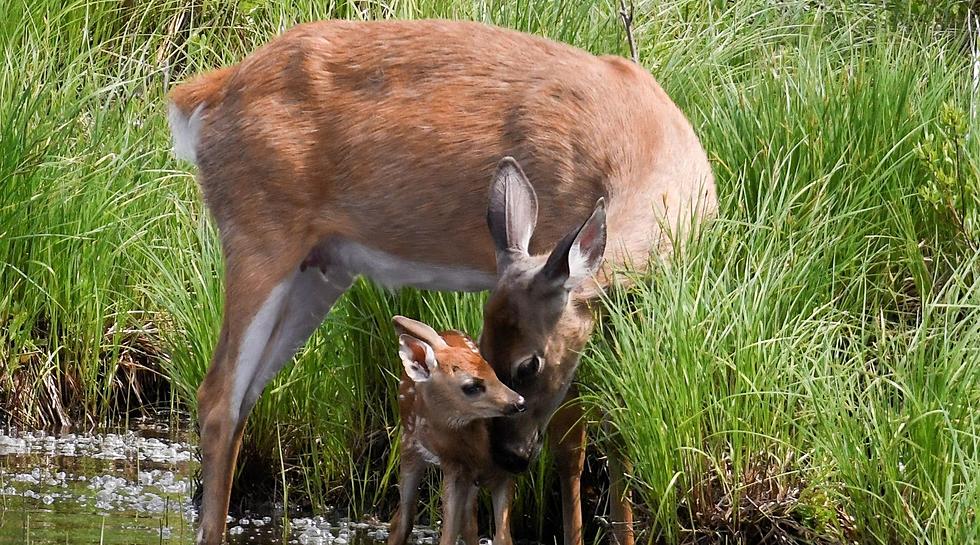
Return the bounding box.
[168,19,713,280]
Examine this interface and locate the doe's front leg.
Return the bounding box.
[603,416,634,545]
[548,395,586,545]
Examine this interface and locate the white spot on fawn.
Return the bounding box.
[416,443,441,466]
[461,336,479,354]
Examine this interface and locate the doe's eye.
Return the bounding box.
[462,382,485,396]
[514,355,541,384]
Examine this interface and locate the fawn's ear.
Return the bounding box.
[393,315,447,348]
[398,334,437,383]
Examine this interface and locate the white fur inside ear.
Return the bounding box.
[398,336,437,382]
[511,210,534,255]
[489,159,538,256]
[564,238,596,289]
[507,179,536,254]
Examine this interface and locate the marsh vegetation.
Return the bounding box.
[1,0,979,543]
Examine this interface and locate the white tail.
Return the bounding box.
[170,18,715,545]
[167,102,204,163]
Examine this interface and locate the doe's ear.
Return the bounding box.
[487,157,538,267]
[398,334,437,383]
[539,198,607,290]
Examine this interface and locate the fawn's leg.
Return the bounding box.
[462,490,479,545]
[490,478,515,545]
[440,474,477,545]
[388,450,426,545]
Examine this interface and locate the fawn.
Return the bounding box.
[388,315,524,545]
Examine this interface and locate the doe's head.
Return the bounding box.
[393,315,525,426]
[480,157,607,474]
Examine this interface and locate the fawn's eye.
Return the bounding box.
[462,381,485,396]
[514,355,541,384]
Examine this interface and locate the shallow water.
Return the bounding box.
[0,422,434,545]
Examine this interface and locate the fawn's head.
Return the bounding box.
[394,316,526,427]
[479,157,607,474]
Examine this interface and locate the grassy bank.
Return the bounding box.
[583,3,980,543]
[2,0,978,543]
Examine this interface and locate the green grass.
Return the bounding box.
[2,0,978,543]
[583,4,980,543]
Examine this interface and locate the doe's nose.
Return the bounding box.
[504,396,526,415]
[492,447,531,474]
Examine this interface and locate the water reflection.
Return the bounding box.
[0,424,421,545]
[0,422,198,544]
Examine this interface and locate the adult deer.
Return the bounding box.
[167,18,715,545]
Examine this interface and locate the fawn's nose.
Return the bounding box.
[504,396,526,415]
